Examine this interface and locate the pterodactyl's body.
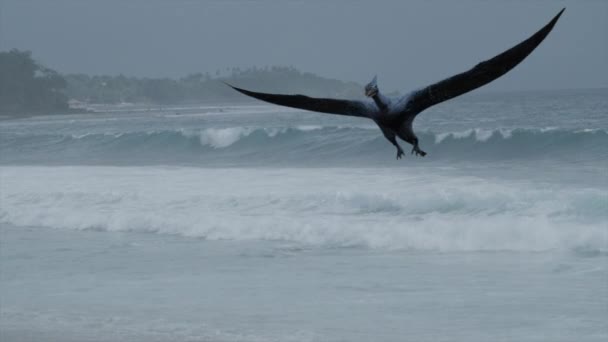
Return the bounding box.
[227,9,565,159]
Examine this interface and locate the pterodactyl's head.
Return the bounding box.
[364,76,378,97]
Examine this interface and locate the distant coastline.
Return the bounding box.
[2,49,606,119]
[1,49,367,117]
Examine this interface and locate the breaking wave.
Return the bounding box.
[1,166,606,253]
[1,126,607,165]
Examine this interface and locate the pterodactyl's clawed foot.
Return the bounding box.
[411,146,427,157]
[396,149,405,159]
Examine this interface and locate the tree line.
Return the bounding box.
[63,66,362,104]
[0,49,68,115]
[1,49,363,115]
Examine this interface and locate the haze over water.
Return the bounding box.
[1,1,608,341]
[1,88,607,341]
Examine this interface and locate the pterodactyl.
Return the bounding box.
[227,9,565,159]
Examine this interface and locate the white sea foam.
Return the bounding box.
[295,125,324,131]
[434,128,515,144]
[194,126,330,148]
[2,166,606,253]
[197,127,253,148]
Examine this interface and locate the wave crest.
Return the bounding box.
[1,166,606,253]
[1,126,606,165]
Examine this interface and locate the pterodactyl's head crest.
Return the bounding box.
[364,76,378,97]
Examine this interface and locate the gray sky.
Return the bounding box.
[1,0,606,92]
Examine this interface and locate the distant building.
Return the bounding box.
[68,99,88,110]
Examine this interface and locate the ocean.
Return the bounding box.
[1,88,607,341]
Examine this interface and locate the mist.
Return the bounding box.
[2,1,608,342]
[2,0,606,92]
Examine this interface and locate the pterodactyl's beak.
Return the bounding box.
[365,76,378,97]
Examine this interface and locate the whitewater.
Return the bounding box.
[1,89,607,341]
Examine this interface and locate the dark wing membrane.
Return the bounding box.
[226,84,372,118]
[407,8,565,115]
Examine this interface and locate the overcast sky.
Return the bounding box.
[1,0,606,92]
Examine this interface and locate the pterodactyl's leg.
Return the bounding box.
[410,137,427,157]
[379,126,405,159]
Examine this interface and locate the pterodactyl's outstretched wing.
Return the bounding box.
[226,84,374,118]
[405,8,565,116]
